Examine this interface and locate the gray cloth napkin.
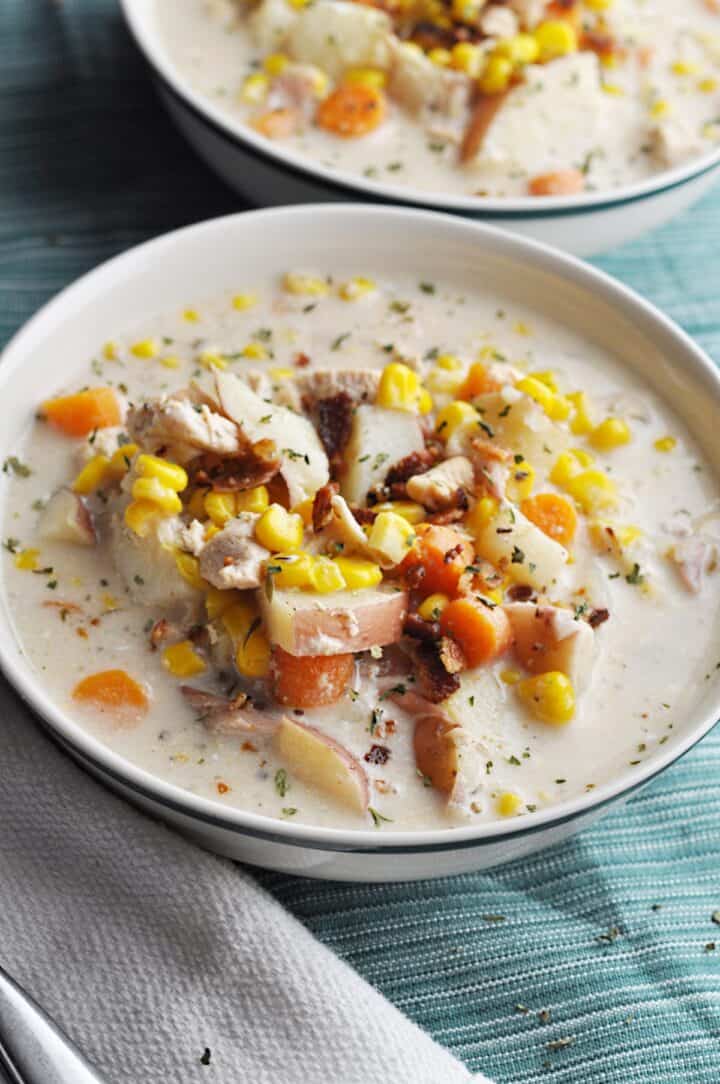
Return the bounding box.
[0,680,484,1084]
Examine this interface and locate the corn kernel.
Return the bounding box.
[256,503,304,552]
[204,491,237,527]
[174,550,205,590]
[136,455,188,492]
[699,77,718,93]
[268,551,315,589]
[232,292,258,310]
[269,367,296,382]
[241,72,269,104]
[332,556,383,590]
[344,67,387,90]
[549,448,594,487]
[185,488,209,519]
[518,671,575,725]
[199,350,228,371]
[14,548,40,571]
[236,623,271,678]
[287,0,311,8]
[130,338,159,360]
[650,99,670,117]
[293,497,314,526]
[500,668,522,685]
[372,500,426,525]
[451,0,485,24]
[436,353,462,371]
[466,496,499,534]
[160,355,182,369]
[205,524,221,540]
[497,792,523,817]
[435,400,478,441]
[506,457,535,503]
[671,60,701,76]
[495,33,540,65]
[131,477,183,515]
[567,391,594,435]
[602,82,624,96]
[283,271,329,296]
[368,510,416,565]
[263,52,289,76]
[516,375,555,414]
[72,455,109,495]
[428,48,452,67]
[221,599,257,643]
[585,0,613,9]
[376,362,431,414]
[183,308,199,323]
[418,593,450,621]
[124,500,160,537]
[103,341,117,361]
[479,54,513,94]
[514,321,532,337]
[654,435,677,453]
[205,586,240,620]
[102,593,118,611]
[162,640,206,678]
[565,468,617,512]
[451,43,484,77]
[533,20,578,62]
[589,417,631,451]
[242,341,269,360]
[308,555,347,593]
[236,485,270,514]
[589,520,642,558]
[339,276,376,301]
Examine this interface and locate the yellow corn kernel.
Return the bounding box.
[185,488,209,519]
[368,510,416,566]
[451,43,484,77]
[344,67,387,90]
[479,54,513,94]
[602,82,624,96]
[585,0,613,9]
[255,503,304,552]
[436,353,462,371]
[268,551,315,589]
[428,48,452,67]
[497,792,523,817]
[565,468,617,513]
[549,448,594,487]
[650,99,670,118]
[159,355,181,370]
[654,435,677,453]
[417,593,450,621]
[103,444,137,483]
[198,350,228,371]
[204,524,221,540]
[183,308,199,323]
[72,455,109,495]
[533,20,578,63]
[671,60,701,77]
[518,671,575,726]
[466,496,499,534]
[162,640,206,678]
[435,400,478,441]
[495,33,540,66]
[516,374,555,415]
[332,556,383,590]
[263,52,289,76]
[699,77,718,93]
[236,485,270,514]
[308,556,347,593]
[287,0,311,8]
[232,292,257,310]
[204,491,237,527]
[531,369,557,390]
[500,668,522,685]
[131,477,183,515]
[242,341,269,360]
[589,417,631,451]
[241,72,269,104]
[14,548,40,571]
[283,271,329,296]
[567,391,594,436]
[174,550,205,590]
[506,457,535,503]
[269,367,296,382]
[372,500,426,525]
[205,586,240,621]
[221,599,256,642]
[339,276,376,301]
[136,454,188,492]
[130,338,159,359]
[124,499,160,537]
[236,623,271,678]
[293,497,314,526]
[588,520,642,558]
[102,593,118,611]
[103,341,117,361]
[376,362,431,414]
[451,0,485,24]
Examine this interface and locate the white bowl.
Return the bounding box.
[120,0,720,257]
[2,205,719,881]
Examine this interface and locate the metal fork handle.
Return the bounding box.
[0,965,105,1084]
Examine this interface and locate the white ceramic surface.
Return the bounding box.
[120,0,720,257]
[1,204,719,881]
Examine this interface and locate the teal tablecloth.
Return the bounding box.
[2,3,719,1080]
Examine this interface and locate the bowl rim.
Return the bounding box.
[119,0,720,218]
[1,202,719,854]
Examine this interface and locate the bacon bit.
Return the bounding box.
[315,392,354,470]
[76,627,89,639]
[384,718,396,735]
[241,741,257,752]
[312,480,339,533]
[404,563,426,590]
[470,436,512,464]
[294,352,311,368]
[414,641,461,703]
[581,30,625,62]
[385,447,440,487]
[350,505,377,525]
[588,608,610,628]
[216,781,230,795]
[364,744,391,765]
[438,635,466,675]
[443,542,465,565]
[507,584,535,603]
[461,91,511,164]
[90,618,101,627]
[190,440,280,493]
[404,612,441,642]
[149,618,172,650]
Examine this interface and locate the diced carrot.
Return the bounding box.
[72,669,149,720]
[272,646,354,708]
[528,170,585,197]
[439,597,512,668]
[545,0,581,28]
[41,388,121,437]
[252,107,301,140]
[316,84,386,138]
[401,524,474,597]
[521,493,577,547]
[457,362,503,401]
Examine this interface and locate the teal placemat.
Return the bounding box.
[2,3,719,1080]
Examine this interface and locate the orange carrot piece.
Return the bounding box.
[457,361,503,401]
[316,84,386,138]
[545,0,581,28]
[252,107,301,140]
[73,669,149,716]
[528,170,585,197]
[272,646,354,708]
[521,493,577,548]
[401,524,474,597]
[439,597,512,668]
[42,387,121,437]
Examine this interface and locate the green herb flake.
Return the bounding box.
[2,457,32,478]
[369,806,393,827]
[274,768,289,798]
[419,282,436,295]
[625,563,645,585]
[331,332,350,351]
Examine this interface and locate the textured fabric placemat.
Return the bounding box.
[2,3,719,1081]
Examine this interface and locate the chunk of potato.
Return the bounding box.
[273,716,369,813]
[504,601,595,692]
[340,404,424,505]
[288,1,392,80]
[259,584,407,656]
[472,502,568,591]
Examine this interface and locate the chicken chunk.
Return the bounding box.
[288,1,392,81]
[406,456,474,511]
[108,512,202,615]
[198,514,270,590]
[126,396,241,463]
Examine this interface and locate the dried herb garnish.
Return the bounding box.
[511,545,525,564]
[369,806,393,827]
[274,768,289,798]
[2,456,31,478]
[200,1048,211,1066]
[625,563,644,585]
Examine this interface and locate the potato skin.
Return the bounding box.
[413,714,460,795]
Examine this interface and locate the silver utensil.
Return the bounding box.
[0,965,105,1084]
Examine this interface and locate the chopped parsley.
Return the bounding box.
[274,768,289,798]
[369,806,393,827]
[331,332,350,351]
[2,457,31,478]
[511,545,525,565]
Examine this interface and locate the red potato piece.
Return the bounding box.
[414,713,462,795]
[504,602,595,692]
[273,715,369,813]
[38,487,96,546]
[259,585,408,657]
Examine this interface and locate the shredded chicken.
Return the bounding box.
[198,514,270,590]
[297,368,380,404]
[406,455,474,511]
[670,538,717,593]
[181,686,278,737]
[127,396,241,463]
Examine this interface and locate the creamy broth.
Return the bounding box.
[3,270,719,832]
[154,0,720,199]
